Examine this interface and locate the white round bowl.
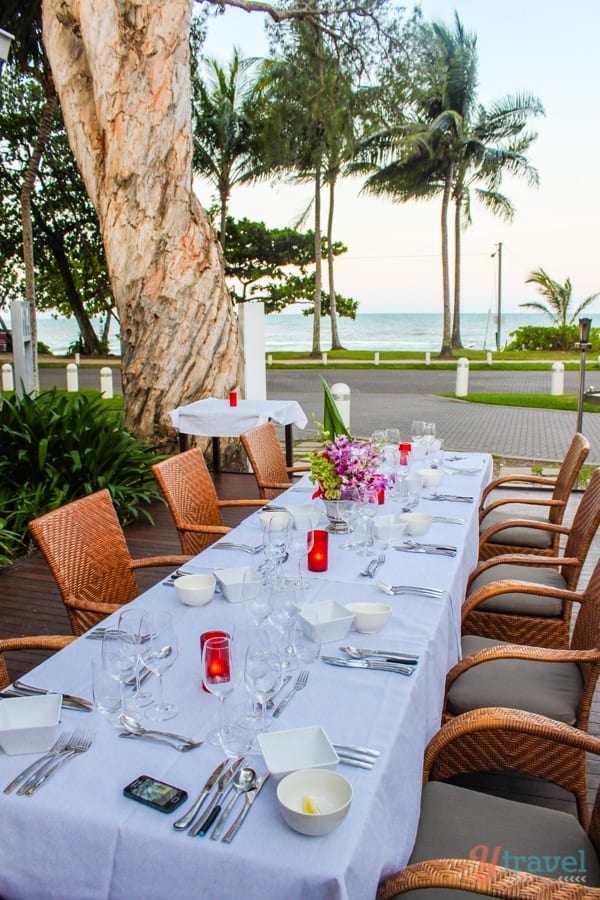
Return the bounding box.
[398,512,432,537]
[345,602,392,634]
[174,573,215,607]
[277,768,352,836]
[416,468,444,489]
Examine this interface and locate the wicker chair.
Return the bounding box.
[152,448,264,555]
[0,636,74,690]
[442,556,600,827]
[478,432,589,560]
[377,707,600,899]
[241,422,309,500]
[463,467,600,648]
[29,489,188,636]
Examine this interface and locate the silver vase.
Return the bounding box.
[323,499,349,534]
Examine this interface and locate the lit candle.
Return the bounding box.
[200,631,230,691]
[229,391,238,407]
[307,529,328,572]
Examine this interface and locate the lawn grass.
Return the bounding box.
[447,393,600,413]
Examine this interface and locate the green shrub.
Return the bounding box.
[505,325,600,352]
[0,390,163,562]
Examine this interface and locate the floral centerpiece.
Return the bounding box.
[309,435,388,500]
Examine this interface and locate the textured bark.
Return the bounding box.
[327,174,343,350]
[311,162,322,356]
[42,0,240,444]
[451,193,463,349]
[439,162,453,357]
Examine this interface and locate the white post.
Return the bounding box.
[2,363,14,391]
[551,361,565,396]
[66,362,79,392]
[100,366,114,399]
[486,351,493,366]
[238,302,266,400]
[322,352,328,366]
[10,300,34,397]
[74,352,80,365]
[374,351,380,366]
[425,351,431,366]
[455,357,469,397]
[331,382,351,429]
[267,353,273,367]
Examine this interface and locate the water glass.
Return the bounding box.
[357,491,378,555]
[385,427,400,446]
[291,621,321,665]
[144,610,179,721]
[91,658,122,715]
[398,476,421,512]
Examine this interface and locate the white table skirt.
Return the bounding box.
[169,398,308,437]
[0,455,491,900]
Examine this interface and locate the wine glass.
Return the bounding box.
[385,427,400,446]
[371,429,385,445]
[289,519,315,588]
[144,610,179,721]
[201,634,239,748]
[101,629,134,714]
[338,498,359,549]
[116,608,153,708]
[268,576,299,672]
[410,420,425,443]
[357,490,378,555]
[244,634,283,734]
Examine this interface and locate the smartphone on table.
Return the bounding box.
[123,775,188,813]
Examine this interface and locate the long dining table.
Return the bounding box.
[0,453,491,900]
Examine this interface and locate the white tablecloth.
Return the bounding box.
[169,398,308,437]
[0,454,491,900]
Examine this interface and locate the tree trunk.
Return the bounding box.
[327,174,343,351]
[450,194,463,349]
[438,164,453,358]
[219,183,229,248]
[21,78,57,392]
[42,0,240,446]
[311,161,322,356]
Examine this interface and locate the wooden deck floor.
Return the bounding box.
[1,473,599,823]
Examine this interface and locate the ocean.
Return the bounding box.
[29,310,546,356]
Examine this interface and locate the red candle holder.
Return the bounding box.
[200,631,230,691]
[377,488,385,505]
[229,391,238,407]
[307,529,328,572]
[399,442,411,466]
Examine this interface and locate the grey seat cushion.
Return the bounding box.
[446,636,583,723]
[397,781,600,898]
[468,563,566,616]
[480,507,553,548]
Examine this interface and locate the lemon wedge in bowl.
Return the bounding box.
[303,795,320,815]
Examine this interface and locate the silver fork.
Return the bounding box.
[216,543,263,554]
[3,731,73,795]
[377,581,444,598]
[17,730,95,796]
[272,670,309,718]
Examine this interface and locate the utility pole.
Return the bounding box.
[491,242,503,351]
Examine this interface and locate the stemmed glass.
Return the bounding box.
[244,634,283,735]
[201,634,240,748]
[115,608,153,708]
[144,610,179,721]
[289,519,315,588]
[357,491,378,555]
[411,420,425,444]
[268,577,299,672]
[338,498,359,549]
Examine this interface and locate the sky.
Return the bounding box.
[199,0,600,319]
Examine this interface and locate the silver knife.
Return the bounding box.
[188,757,244,837]
[222,772,270,843]
[173,757,230,830]
[339,647,419,664]
[403,541,458,552]
[11,682,93,711]
[432,516,465,525]
[393,546,456,557]
[322,657,415,676]
[426,494,473,503]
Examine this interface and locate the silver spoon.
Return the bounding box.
[209,766,257,840]
[118,714,201,747]
[342,646,419,664]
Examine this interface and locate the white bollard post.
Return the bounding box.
[2,363,14,392]
[374,351,380,366]
[331,382,351,429]
[100,366,114,399]
[551,361,565,396]
[425,351,431,366]
[455,357,469,397]
[321,352,328,366]
[74,352,80,365]
[486,351,493,366]
[267,354,273,367]
[66,362,79,392]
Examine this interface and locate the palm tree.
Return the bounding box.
[191,48,260,248]
[355,14,543,356]
[521,268,599,329]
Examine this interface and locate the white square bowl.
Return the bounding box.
[213,567,263,603]
[0,693,62,755]
[258,726,339,778]
[297,600,354,643]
